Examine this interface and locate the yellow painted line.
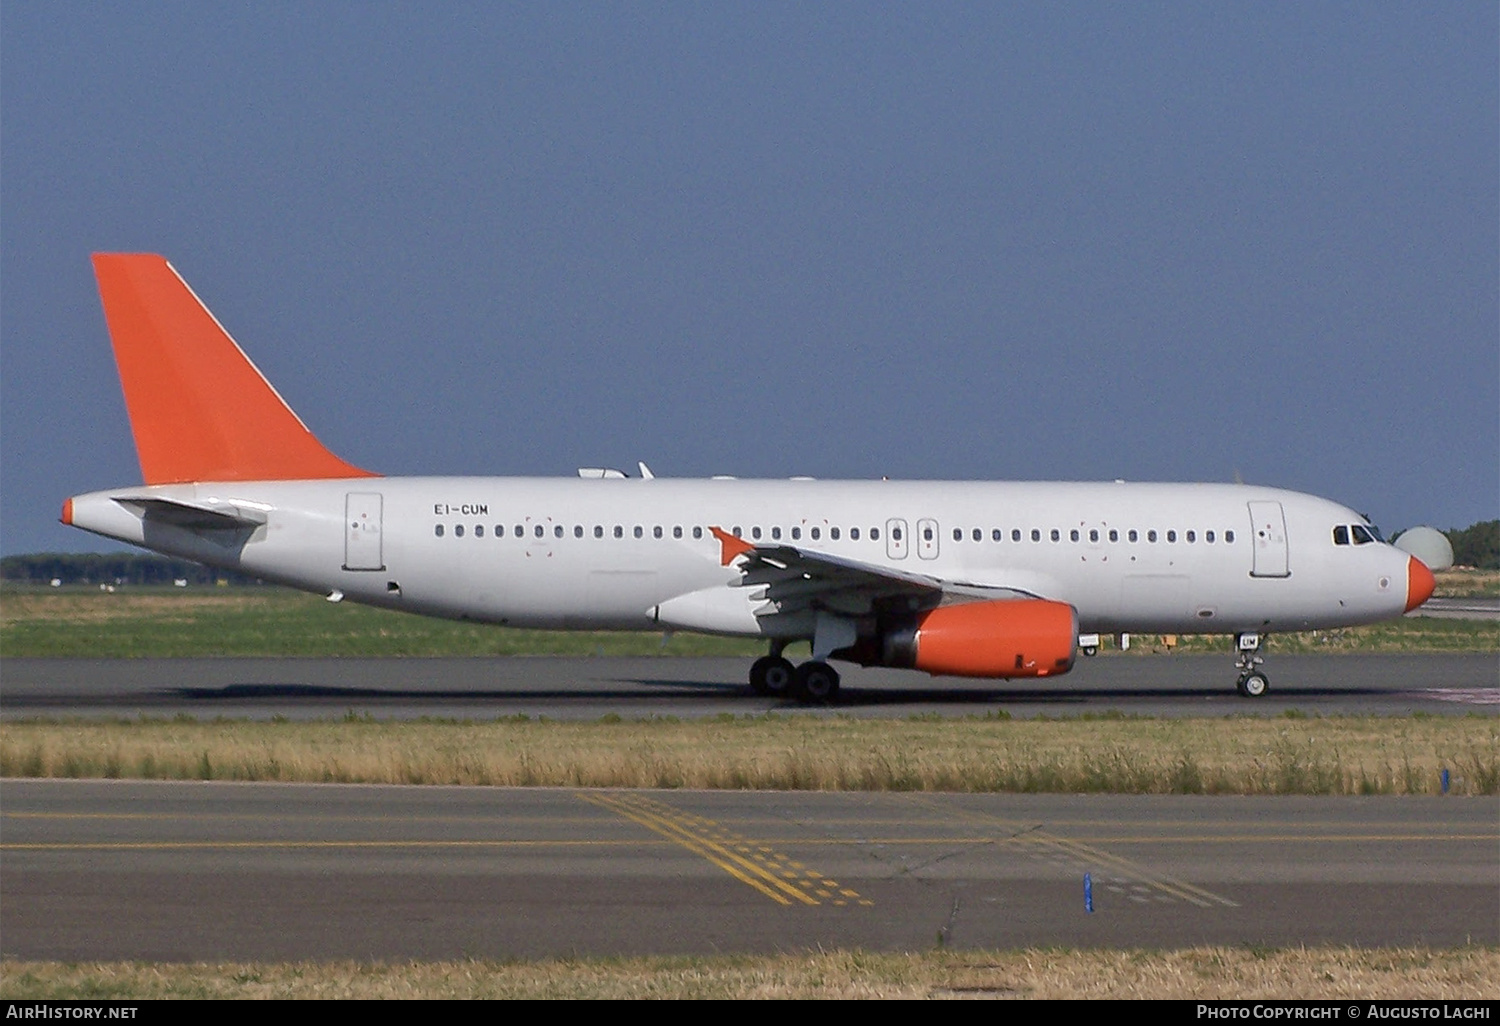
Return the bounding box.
[579,793,796,905]
[581,793,871,908]
[598,794,823,905]
[903,794,1239,909]
[1033,834,1236,908]
[0,839,671,851]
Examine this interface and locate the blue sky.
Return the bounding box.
[3,3,1496,555]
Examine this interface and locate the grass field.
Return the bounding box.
[3,947,1495,999]
[2,572,1496,658]
[4,715,1495,794]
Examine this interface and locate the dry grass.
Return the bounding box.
[1435,569,1500,598]
[2,947,1494,999]
[0,590,274,625]
[3,716,1494,795]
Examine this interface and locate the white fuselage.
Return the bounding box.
[66,476,1416,638]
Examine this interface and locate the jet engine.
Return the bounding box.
[875,598,1079,678]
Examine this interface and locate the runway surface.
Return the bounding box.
[2,780,1494,961]
[2,652,1495,720]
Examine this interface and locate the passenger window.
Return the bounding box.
[1107,529,1116,542]
[831,527,841,540]
[614,526,623,538]
[1148,530,1157,542]
[923,527,934,541]
[1167,530,1177,543]
[634,526,644,539]
[435,524,444,537]
[1013,529,1022,542]
[1206,530,1215,543]
[1070,529,1080,542]
[1186,530,1195,543]
[953,528,962,542]
[554,525,563,538]
[455,525,465,538]
[973,528,982,542]
[653,526,663,539]
[574,525,583,538]
[888,527,898,541]
[732,526,742,537]
[811,527,821,540]
[534,525,544,538]
[992,528,1002,541]
[1128,530,1137,542]
[870,527,879,541]
[673,526,683,538]
[1050,529,1060,542]
[692,526,702,539]
[594,525,604,538]
[1225,530,1235,543]
[495,525,503,537]
[772,526,782,540]
[476,525,484,538]
[850,527,860,540]
[791,527,802,540]
[1031,529,1040,542]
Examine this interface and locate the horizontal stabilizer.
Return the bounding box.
[112,495,267,530]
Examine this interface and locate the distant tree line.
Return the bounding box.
[1,553,266,586]
[1445,520,1499,569]
[4,519,1497,583]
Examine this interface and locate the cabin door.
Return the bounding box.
[1247,501,1289,578]
[344,492,385,571]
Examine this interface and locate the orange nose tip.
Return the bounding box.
[60,497,73,526]
[1405,555,1435,612]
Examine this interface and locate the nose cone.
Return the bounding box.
[1405,555,1436,612]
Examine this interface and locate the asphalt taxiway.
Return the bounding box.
[2,780,1494,961]
[2,652,1495,720]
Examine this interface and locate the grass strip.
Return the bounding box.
[3,716,1494,794]
[2,947,1495,999]
[3,583,1496,657]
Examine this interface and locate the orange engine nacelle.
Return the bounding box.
[882,599,1078,679]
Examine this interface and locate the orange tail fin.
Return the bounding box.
[92,254,376,484]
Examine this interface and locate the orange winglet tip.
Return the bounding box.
[709,525,755,566]
[60,497,73,526]
[91,253,377,484]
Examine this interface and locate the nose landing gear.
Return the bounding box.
[1235,633,1269,697]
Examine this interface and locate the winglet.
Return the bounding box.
[709,525,755,566]
[91,253,376,484]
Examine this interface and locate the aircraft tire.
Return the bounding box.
[749,656,794,696]
[792,661,840,704]
[1237,672,1269,698]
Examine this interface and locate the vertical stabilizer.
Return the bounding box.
[91,253,376,484]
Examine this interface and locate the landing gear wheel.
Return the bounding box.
[749,656,794,696]
[792,661,840,704]
[1236,671,1269,698]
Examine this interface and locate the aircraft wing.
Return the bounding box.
[709,526,1036,620]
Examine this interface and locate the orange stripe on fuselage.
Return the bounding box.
[91,254,375,484]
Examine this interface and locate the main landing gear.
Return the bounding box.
[1234,632,1269,698]
[748,645,841,704]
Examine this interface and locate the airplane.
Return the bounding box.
[61,254,1437,703]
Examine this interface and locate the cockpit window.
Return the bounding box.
[1333,525,1350,546]
[1351,524,1376,545]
